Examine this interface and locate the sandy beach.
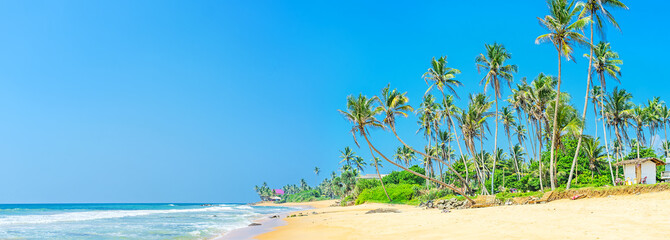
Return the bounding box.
[253,191,670,240]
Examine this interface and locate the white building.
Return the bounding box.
[356,174,388,179]
[614,158,666,184]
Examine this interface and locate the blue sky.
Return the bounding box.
[0,1,667,203]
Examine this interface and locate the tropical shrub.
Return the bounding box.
[355,184,418,204]
[382,165,426,185]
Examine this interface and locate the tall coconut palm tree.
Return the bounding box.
[602,87,634,176]
[510,144,526,180]
[591,85,616,185]
[338,94,474,203]
[500,106,521,179]
[456,93,493,194]
[536,0,590,190]
[545,95,583,188]
[645,97,662,147]
[475,43,518,194]
[314,167,320,186]
[567,41,623,188]
[423,56,463,99]
[526,73,558,190]
[567,0,627,189]
[339,147,357,170]
[582,136,606,179]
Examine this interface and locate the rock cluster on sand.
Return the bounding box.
[419,199,468,210]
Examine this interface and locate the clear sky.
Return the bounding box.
[0,1,667,203]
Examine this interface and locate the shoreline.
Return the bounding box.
[210,201,328,240]
[252,192,670,239]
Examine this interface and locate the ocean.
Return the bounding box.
[0,203,294,239]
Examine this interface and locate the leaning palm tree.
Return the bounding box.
[370,157,391,201]
[536,0,590,190]
[381,86,470,190]
[566,41,623,188]
[338,94,474,203]
[475,43,518,194]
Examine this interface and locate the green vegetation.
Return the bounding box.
[355,184,418,205]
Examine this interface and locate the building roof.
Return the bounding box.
[357,174,388,179]
[274,189,284,195]
[613,157,666,166]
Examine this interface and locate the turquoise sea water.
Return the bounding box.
[0,203,294,239]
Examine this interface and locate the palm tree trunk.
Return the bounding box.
[492,96,499,194]
[549,44,563,190]
[598,98,616,186]
[509,134,521,181]
[390,127,471,192]
[449,115,470,186]
[360,131,475,204]
[537,120,544,191]
[367,145,391,202]
[664,123,668,158]
[566,19,595,190]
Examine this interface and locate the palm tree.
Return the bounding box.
[338,94,474,203]
[339,147,356,171]
[567,41,623,188]
[525,73,558,190]
[545,95,583,187]
[602,87,634,176]
[500,106,521,179]
[645,97,662,147]
[314,167,320,186]
[394,145,416,167]
[353,156,366,173]
[660,141,670,159]
[536,0,590,190]
[381,86,470,190]
[456,93,493,194]
[630,105,647,157]
[510,144,526,180]
[475,43,518,194]
[566,0,628,189]
[423,56,463,99]
[592,85,616,185]
[582,137,606,179]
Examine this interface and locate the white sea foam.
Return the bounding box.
[0,206,234,226]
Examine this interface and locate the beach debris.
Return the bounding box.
[570,194,586,200]
[312,211,318,215]
[365,208,401,214]
[269,215,280,219]
[441,209,451,213]
[248,223,262,226]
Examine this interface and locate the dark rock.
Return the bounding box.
[249,223,262,226]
